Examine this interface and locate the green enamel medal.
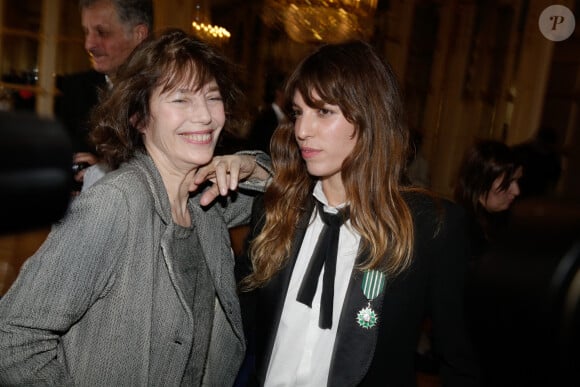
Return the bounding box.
[356,270,386,329]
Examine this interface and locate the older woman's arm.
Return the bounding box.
[0,186,128,385]
[192,151,272,206]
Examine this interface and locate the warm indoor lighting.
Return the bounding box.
[191,1,230,44]
[263,0,378,44]
[191,21,231,40]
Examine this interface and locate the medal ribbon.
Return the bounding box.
[361,270,386,301]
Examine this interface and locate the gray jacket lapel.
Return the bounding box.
[191,200,245,341]
[132,152,246,338]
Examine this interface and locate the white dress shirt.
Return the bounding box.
[264,182,361,387]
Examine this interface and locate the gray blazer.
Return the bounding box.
[0,151,270,386]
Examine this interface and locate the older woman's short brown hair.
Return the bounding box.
[90,28,247,169]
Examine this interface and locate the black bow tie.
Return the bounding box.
[296,200,349,329]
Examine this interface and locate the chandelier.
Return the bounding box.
[263,0,378,44]
[191,1,231,45]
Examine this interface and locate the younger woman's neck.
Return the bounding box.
[321,179,347,207]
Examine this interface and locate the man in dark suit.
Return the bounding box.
[55,70,106,155]
[54,0,152,190]
[247,72,287,154]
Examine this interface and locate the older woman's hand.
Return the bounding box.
[192,154,268,206]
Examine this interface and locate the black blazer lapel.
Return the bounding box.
[256,204,314,383]
[328,250,386,387]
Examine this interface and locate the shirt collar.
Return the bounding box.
[313,181,348,213]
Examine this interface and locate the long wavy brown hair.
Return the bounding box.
[89,28,247,169]
[243,40,415,290]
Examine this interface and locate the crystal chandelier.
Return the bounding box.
[263,0,378,44]
[191,1,231,45]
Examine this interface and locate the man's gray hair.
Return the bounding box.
[79,0,154,30]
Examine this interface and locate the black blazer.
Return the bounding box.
[247,105,279,155]
[240,192,480,387]
[54,70,107,153]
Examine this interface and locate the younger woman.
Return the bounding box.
[241,41,480,386]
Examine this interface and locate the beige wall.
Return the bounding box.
[378,0,578,199]
[153,0,196,32]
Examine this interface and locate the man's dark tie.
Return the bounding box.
[296,200,349,329]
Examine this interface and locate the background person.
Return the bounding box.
[405,127,431,188]
[0,29,271,386]
[512,126,563,199]
[454,139,523,386]
[55,0,153,191]
[246,71,288,155]
[239,40,480,387]
[454,139,523,259]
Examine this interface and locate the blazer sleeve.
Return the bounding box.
[0,185,129,385]
[220,150,272,229]
[428,201,482,386]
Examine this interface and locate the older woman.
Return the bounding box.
[0,29,270,386]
